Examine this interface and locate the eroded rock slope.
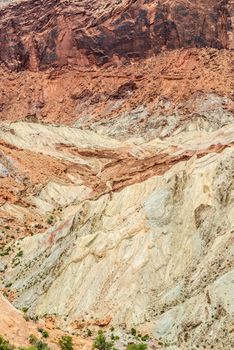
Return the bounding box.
[0,0,233,349]
[0,119,233,349]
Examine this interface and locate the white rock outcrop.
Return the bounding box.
[1,120,233,349]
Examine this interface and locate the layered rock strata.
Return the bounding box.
[0,120,233,349]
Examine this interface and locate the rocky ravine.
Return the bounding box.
[0,0,233,349]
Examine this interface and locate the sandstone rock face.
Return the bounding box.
[0,120,233,349]
[0,0,233,349]
[0,48,233,125]
[0,0,233,71]
[0,294,91,349]
[0,294,38,346]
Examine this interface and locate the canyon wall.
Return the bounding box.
[0,0,233,71]
[0,0,233,349]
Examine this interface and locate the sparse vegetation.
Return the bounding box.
[58,336,73,350]
[47,216,54,225]
[86,329,92,337]
[22,307,29,313]
[0,336,50,350]
[0,247,10,256]
[130,328,137,337]
[93,331,113,350]
[126,343,147,350]
[140,335,149,342]
[0,336,14,350]
[16,250,23,258]
[110,334,119,341]
[37,329,48,338]
[29,335,50,350]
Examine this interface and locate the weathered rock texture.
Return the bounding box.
[0,294,39,346]
[0,294,90,349]
[0,48,233,126]
[0,120,233,349]
[0,0,233,349]
[0,0,233,71]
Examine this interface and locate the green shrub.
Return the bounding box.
[37,329,48,339]
[29,334,37,344]
[93,331,113,350]
[47,216,54,225]
[127,343,147,350]
[86,329,92,337]
[110,334,119,341]
[140,335,149,342]
[22,307,29,313]
[42,331,49,339]
[28,335,49,350]
[0,336,15,350]
[0,247,10,256]
[0,335,50,350]
[16,251,23,258]
[130,328,137,337]
[58,336,73,350]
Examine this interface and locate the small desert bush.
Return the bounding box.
[58,336,73,350]
[0,336,14,350]
[93,331,113,350]
[127,343,147,350]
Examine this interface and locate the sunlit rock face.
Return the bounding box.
[1,119,233,349]
[0,0,233,349]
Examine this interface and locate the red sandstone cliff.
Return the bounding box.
[0,0,233,71]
